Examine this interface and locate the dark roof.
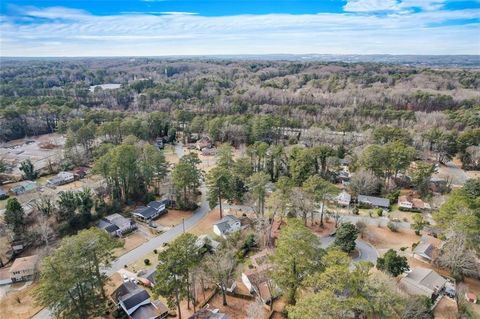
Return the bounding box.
[97,219,119,233]
[131,301,168,319]
[112,281,139,302]
[147,200,168,210]
[134,206,161,219]
[213,215,240,234]
[119,288,150,311]
[357,195,390,208]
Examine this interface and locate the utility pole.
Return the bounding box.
[182,218,185,233]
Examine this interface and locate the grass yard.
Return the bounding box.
[188,208,222,236]
[0,283,42,319]
[362,225,420,252]
[154,209,194,228]
[113,232,148,258]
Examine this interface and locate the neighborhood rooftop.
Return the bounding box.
[10,255,39,273]
[357,194,390,208]
[399,268,447,297]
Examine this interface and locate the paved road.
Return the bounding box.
[318,236,379,264]
[107,187,209,275]
[436,161,469,186]
[33,188,210,319]
[33,144,204,319]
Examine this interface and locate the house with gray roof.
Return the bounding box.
[114,281,168,319]
[0,188,8,200]
[97,213,136,237]
[357,195,390,209]
[399,268,447,298]
[133,200,168,222]
[213,215,241,238]
[336,191,351,206]
[47,171,75,186]
[10,181,37,195]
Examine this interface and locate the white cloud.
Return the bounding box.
[1,5,479,56]
[344,0,448,12]
[344,0,400,12]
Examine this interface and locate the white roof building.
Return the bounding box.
[213,215,241,238]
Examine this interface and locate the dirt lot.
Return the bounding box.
[188,208,223,236]
[0,133,65,177]
[0,282,42,319]
[154,209,194,228]
[362,225,420,252]
[113,232,148,258]
[434,296,458,319]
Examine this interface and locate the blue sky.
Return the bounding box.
[1,0,479,56]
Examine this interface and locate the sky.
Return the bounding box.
[0,0,479,56]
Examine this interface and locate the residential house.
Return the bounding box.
[9,255,39,282]
[337,171,351,185]
[242,267,279,305]
[336,190,351,206]
[413,236,442,263]
[47,171,75,186]
[97,213,137,237]
[213,215,241,238]
[133,200,168,222]
[357,195,390,209]
[0,187,8,200]
[112,281,169,319]
[10,181,37,195]
[188,309,231,319]
[398,194,431,211]
[399,268,447,299]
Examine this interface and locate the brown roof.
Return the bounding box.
[10,255,39,273]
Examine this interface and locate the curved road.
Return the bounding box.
[318,236,379,264]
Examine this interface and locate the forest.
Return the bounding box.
[1,58,479,143]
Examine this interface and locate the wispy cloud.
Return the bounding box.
[343,0,448,12]
[1,5,479,56]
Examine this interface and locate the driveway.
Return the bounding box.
[106,186,209,275]
[318,236,378,264]
[33,144,207,319]
[435,161,469,186]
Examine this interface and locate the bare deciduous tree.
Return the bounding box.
[203,249,237,306]
[434,234,480,280]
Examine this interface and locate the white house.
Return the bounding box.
[336,191,351,206]
[242,268,279,305]
[213,215,241,238]
[398,195,431,211]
